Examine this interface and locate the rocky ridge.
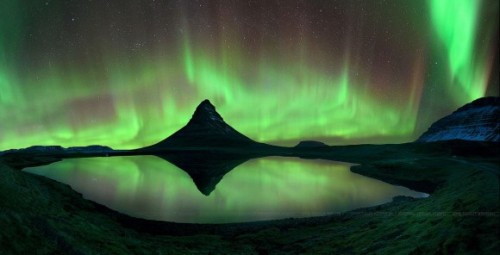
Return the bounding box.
[417,97,500,142]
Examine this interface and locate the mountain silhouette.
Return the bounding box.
[145,100,259,150]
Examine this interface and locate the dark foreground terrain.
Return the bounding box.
[0,140,499,254]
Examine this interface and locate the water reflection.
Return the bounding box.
[25,156,425,223]
[156,152,250,195]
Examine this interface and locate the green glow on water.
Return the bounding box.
[25,156,425,223]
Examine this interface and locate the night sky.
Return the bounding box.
[1,0,498,150]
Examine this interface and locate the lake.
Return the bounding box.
[25,156,426,223]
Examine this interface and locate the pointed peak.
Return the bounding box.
[146,99,256,149]
[195,99,216,112]
[200,99,214,106]
[191,99,224,123]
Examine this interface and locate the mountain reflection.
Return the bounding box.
[155,152,251,195]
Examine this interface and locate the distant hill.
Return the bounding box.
[0,145,113,156]
[294,141,329,149]
[417,97,500,142]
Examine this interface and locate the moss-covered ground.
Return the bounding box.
[1,141,498,254]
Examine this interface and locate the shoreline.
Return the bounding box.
[1,140,498,254]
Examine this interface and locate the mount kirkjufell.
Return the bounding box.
[145,100,261,150]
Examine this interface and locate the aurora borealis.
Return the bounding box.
[25,156,425,223]
[0,0,498,150]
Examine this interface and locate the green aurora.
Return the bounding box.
[429,0,495,102]
[0,0,498,150]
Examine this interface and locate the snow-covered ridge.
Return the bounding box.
[417,97,499,142]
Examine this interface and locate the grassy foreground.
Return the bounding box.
[0,141,498,254]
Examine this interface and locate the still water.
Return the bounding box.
[25,156,426,223]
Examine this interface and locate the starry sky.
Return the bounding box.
[0,0,498,150]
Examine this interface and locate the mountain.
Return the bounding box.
[146,100,259,149]
[417,97,500,142]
